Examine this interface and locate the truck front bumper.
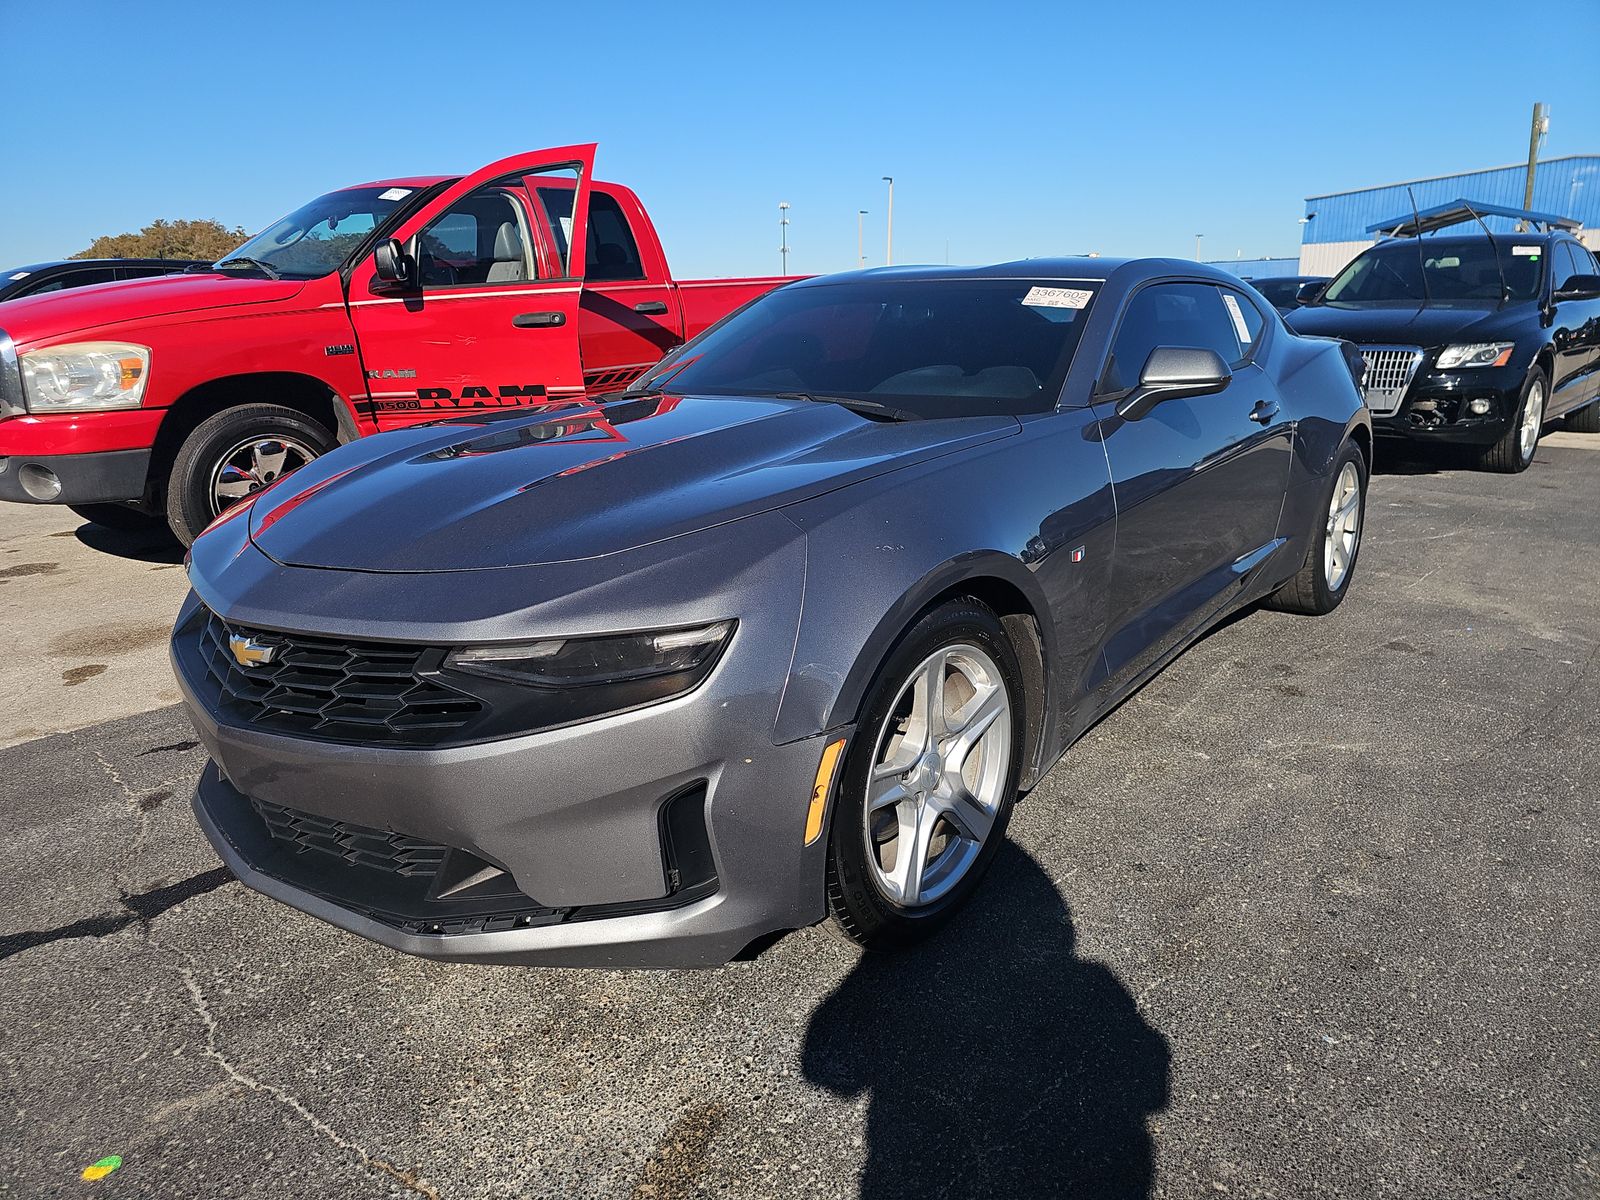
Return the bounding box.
[0,447,152,504]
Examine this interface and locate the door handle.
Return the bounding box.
[513,310,565,328]
[1248,400,1280,424]
[633,300,670,315]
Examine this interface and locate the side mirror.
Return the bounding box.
[1295,280,1324,306]
[1116,347,1232,421]
[1553,273,1600,302]
[372,237,416,291]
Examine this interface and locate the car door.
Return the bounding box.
[1549,241,1600,415]
[345,146,595,431]
[1092,280,1294,693]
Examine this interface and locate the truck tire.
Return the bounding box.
[1477,367,1546,473]
[166,405,335,545]
[67,504,168,534]
[1567,400,1600,434]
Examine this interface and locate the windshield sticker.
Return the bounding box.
[378,187,413,201]
[1222,293,1252,343]
[1512,245,1541,257]
[9,271,29,280]
[1022,286,1092,309]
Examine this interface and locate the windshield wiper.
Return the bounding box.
[773,392,920,422]
[213,256,281,280]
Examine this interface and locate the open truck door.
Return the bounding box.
[345,145,595,429]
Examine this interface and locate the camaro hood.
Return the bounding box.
[1286,302,1517,348]
[0,272,306,344]
[245,395,1019,572]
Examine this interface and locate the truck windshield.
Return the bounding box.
[216,186,420,280]
[637,278,1100,417]
[1321,239,1544,306]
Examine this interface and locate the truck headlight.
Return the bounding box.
[446,621,734,688]
[19,342,150,412]
[1436,342,1514,370]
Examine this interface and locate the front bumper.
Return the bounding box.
[0,446,151,504]
[1374,367,1522,447]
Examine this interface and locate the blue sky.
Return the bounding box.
[3,0,1596,276]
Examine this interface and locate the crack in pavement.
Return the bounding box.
[161,942,442,1200]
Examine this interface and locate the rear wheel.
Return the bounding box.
[1478,368,1546,473]
[1263,439,1367,616]
[826,599,1023,950]
[66,503,166,534]
[165,404,334,545]
[1567,400,1600,434]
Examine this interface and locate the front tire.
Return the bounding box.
[1478,368,1546,473]
[165,404,334,545]
[825,599,1024,950]
[67,503,167,534]
[1263,439,1367,616]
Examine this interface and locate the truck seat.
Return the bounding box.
[486,222,527,283]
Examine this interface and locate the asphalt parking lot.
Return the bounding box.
[2,433,1596,1200]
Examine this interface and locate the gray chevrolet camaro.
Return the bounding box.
[172,258,1371,968]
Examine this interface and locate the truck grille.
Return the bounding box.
[251,797,448,878]
[1358,345,1425,416]
[191,609,484,746]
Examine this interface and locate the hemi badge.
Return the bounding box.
[1070,546,1086,563]
[324,344,355,357]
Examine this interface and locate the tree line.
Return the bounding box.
[73,218,246,262]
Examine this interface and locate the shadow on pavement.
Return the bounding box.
[72,521,185,564]
[802,842,1169,1199]
[1370,443,1474,476]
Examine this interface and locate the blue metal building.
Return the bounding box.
[1299,154,1600,275]
[1204,256,1301,280]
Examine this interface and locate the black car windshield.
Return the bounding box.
[1321,239,1544,306]
[638,277,1100,417]
[216,185,422,280]
[1252,278,1307,307]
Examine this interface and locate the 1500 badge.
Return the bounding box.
[373,383,550,411]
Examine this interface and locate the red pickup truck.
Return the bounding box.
[0,144,790,542]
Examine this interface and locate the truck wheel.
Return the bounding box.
[1567,401,1600,434]
[1478,368,1546,473]
[67,504,167,534]
[166,405,335,545]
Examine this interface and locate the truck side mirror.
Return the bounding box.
[372,238,417,291]
[1295,280,1324,306]
[1116,347,1232,422]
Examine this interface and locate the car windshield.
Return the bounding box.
[216,185,424,280]
[637,277,1100,417]
[1321,239,1543,306]
[1252,278,1306,307]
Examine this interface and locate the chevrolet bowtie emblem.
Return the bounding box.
[228,634,279,668]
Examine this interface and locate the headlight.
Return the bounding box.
[19,342,150,411]
[1436,342,1514,370]
[446,621,734,688]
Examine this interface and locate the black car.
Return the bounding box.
[1288,233,1600,471]
[0,258,208,303]
[1247,274,1328,315]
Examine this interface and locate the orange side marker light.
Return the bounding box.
[804,737,847,846]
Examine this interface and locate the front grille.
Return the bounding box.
[251,797,448,878]
[1358,345,1424,416]
[193,609,484,746]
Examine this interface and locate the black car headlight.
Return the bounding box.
[440,621,735,730]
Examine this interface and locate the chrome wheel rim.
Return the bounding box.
[1323,461,1362,592]
[863,643,1011,909]
[1519,382,1544,463]
[209,436,316,516]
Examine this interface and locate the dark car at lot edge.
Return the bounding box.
[171,258,1371,969]
[1246,274,1329,315]
[1287,232,1600,471]
[0,258,207,302]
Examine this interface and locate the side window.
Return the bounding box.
[585,192,644,282]
[1103,282,1242,392]
[19,267,117,296]
[1220,287,1267,362]
[116,266,176,281]
[1550,243,1580,293]
[1577,244,1600,275]
[416,186,531,287]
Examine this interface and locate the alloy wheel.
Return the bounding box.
[209,436,316,516]
[1519,382,1545,463]
[1323,461,1362,591]
[863,643,1012,908]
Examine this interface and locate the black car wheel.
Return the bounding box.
[66,503,167,534]
[1478,367,1547,473]
[826,598,1023,949]
[166,404,335,545]
[1263,439,1368,616]
[1567,400,1600,434]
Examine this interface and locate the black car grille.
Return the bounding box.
[251,797,448,878]
[191,609,484,746]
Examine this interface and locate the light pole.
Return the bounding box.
[1194,233,1204,261]
[857,210,868,268]
[882,177,894,266]
[779,202,790,275]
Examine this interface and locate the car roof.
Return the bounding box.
[4,258,207,274]
[784,257,1256,290]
